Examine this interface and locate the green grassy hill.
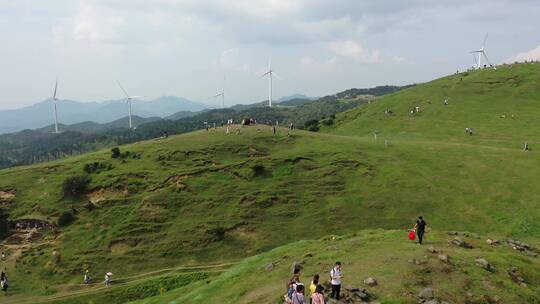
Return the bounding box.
[328,63,540,147]
[1,63,540,303]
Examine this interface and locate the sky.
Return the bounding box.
[1,0,539,109]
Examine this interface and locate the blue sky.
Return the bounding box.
[1,0,539,109]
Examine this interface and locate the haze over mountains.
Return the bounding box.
[0,96,207,134]
[0,94,319,134]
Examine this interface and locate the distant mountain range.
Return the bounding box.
[0,94,319,134]
[0,96,207,134]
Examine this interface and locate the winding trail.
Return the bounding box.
[1,261,238,304]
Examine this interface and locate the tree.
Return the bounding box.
[63,176,91,198]
[58,211,75,226]
[111,147,121,159]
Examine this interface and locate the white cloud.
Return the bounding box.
[328,40,381,63]
[220,48,250,71]
[506,45,540,63]
[53,0,126,45]
[299,56,337,70]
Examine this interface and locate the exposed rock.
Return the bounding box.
[427,246,438,254]
[363,277,378,287]
[437,254,449,264]
[265,262,274,271]
[486,238,500,245]
[345,285,360,292]
[507,267,527,287]
[450,237,473,249]
[447,231,459,236]
[303,252,313,258]
[475,258,494,272]
[418,287,434,300]
[423,300,440,304]
[506,239,539,257]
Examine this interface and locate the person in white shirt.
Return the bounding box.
[330,261,342,299]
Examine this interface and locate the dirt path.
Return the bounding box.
[1,261,239,304]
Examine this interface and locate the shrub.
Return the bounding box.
[111,147,121,158]
[307,125,320,132]
[83,162,112,174]
[58,211,75,226]
[62,175,91,198]
[0,209,8,239]
[252,164,266,177]
[304,119,320,132]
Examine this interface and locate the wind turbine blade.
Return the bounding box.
[483,33,488,49]
[472,53,478,66]
[260,71,271,78]
[482,51,492,66]
[53,77,58,100]
[272,71,282,80]
[117,81,130,98]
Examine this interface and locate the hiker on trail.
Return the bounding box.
[311,285,325,304]
[444,99,448,105]
[413,216,428,245]
[226,126,230,134]
[1,270,8,294]
[84,270,91,284]
[524,143,530,151]
[272,126,276,135]
[292,284,307,304]
[309,274,319,296]
[329,262,342,300]
[289,122,294,130]
[1,252,5,260]
[105,272,112,287]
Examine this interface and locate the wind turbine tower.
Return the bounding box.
[212,77,226,108]
[117,81,141,129]
[261,61,280,107]
[52,77,60,134]
[470,33,492,69]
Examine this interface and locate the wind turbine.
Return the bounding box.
[470,33,492,69]
[117,81,141,129]
[261,60,280,107]
[211,76,226,108]
[52,77,60,134]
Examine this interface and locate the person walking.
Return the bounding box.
[292,284,307,304]
[413,216,428,244]
[84,270,91,284]
[329,262,342,300]
[104,272,112,287]
[272,125,276,135]
[311,285,325,304]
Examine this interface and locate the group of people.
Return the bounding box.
[284,262,343,304]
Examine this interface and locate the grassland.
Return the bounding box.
[1,63,539,303]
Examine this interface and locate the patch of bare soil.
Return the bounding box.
[86,186,128,204]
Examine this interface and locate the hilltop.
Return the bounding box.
[0,64,539,303]
[327,63,540,147]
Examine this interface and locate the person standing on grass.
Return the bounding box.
[311,284,325,304]
[292,284,307,304]
[413,216,428,245]
[329,262,342,300]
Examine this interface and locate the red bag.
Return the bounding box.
[408,230,416,241]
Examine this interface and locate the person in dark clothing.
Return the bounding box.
[414,216,428,244]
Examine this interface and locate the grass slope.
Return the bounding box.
[1,63,539,302]
[133,230,540,304]
[328,63,540,147]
